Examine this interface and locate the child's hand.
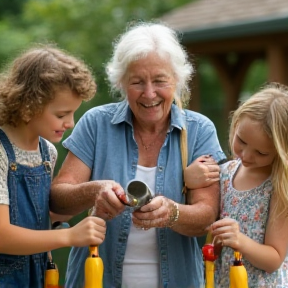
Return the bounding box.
[210,218,242,251]
[184,155,220,189]
[68,216,106,247]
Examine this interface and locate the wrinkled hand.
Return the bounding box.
[210,218,241,250]
[68,216,106,247]
[90,180,126,221]
[132,196,177,230]
[184,155,220,189]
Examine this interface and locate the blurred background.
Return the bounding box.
[1,0,287,285]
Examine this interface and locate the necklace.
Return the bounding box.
[137,129,166,150]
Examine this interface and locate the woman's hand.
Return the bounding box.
[184,155,220,189]
[131,196,178,230]
[90,180,126,221]
[210,218,242,251]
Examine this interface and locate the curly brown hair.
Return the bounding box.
[0,44,97,126]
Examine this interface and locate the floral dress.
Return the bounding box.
[214,159,288,288]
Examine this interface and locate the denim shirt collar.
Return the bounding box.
[111,99,186,132]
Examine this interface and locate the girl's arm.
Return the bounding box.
[0,205,106,255]
[241,194,288,273]
[212,195,288,273]
[184,155,220,189]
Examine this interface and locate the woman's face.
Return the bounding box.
[123,52,177,127]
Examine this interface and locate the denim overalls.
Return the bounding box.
[0,130,51,288]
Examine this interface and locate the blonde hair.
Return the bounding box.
[229,82,288,218]
[0,44,96,126]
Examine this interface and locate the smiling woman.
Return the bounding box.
[50,21,226,288]
[125,53,176,134]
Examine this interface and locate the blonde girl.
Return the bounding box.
[211,82,288,287]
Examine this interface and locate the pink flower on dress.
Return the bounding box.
[254,209,260,221]
[222,211,229,218]
[223,180,229,193]
[231,197,239,206]
[241,214,248,222]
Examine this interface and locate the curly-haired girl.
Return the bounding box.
[0,44,108,287]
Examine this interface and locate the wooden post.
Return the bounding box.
[267,45,288,85]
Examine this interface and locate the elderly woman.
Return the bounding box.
[50,22,225,288]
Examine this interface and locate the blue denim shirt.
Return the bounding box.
[63,100,226,288]
[0,130,51,288]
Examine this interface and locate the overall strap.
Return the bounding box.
[0,129,16,162]
[39,137,50,162]
[39,137,52,174]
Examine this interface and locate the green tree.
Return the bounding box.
[0,0,28,18]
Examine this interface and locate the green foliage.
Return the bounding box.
[242,59,268,95]
[0,0,28,18]
[198,58,228,151]
[0,22,32,65]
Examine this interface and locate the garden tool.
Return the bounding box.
[202,243,218,288]
[84,245,104,288]
[229,251,249,288]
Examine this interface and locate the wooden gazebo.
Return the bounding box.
[161,0,288,117]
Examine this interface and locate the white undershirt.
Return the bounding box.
[122,165,160,288]
[0,140,57,205]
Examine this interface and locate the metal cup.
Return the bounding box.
[126,179,153,209]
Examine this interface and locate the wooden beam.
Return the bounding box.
[185,32,288,54]
[266,45,288,85]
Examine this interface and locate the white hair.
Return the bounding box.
[106,22,194,105]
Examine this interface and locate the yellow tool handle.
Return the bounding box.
[229,266,249,288]
[84,246,104,288]
[205,260,215,288]
[44,268,59,288]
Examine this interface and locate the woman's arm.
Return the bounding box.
[50,151,125,219]
[173,182,220,236]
